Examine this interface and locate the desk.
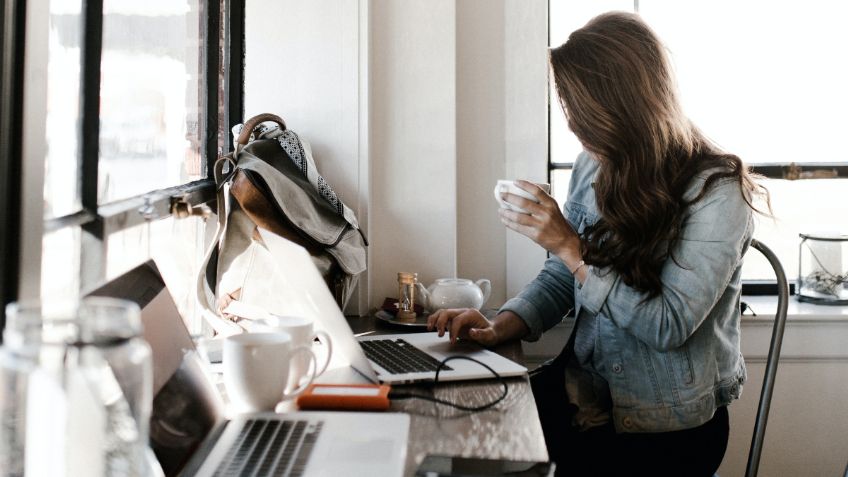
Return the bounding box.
[345,315,549,476]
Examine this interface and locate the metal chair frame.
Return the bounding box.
[744,239,789,477]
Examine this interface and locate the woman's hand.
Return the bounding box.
[427,308,500,346]
[499,180,582,266]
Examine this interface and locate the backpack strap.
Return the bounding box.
[195,114,290,335]
[236,113,286,145]
[194,154,244,335]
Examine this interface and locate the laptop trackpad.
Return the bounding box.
[307,413,408,475]
[426,340,482,354]
[314,437,402,475]
[327,438,396,461]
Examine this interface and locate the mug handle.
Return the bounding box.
[476,279,492,308]
[312,330,334,376]
[280,346,317,400]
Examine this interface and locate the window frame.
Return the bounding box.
[1,0,245,334]
[0,0,27,334]
[545,1,848,296]
[45,0,244,292]
[551,161,848,180]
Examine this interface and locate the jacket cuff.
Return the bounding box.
[499,297,544,342]
[577,266,616,315]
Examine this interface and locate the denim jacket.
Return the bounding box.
[501,151,753,433]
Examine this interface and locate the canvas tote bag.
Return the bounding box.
[196,113,366,334]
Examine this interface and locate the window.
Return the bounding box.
[548,0,848,285]
[1,0,245,333]
[44,0,83,219]
[97,0,206,204]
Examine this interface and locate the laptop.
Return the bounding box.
[89,261,409,477]
[253,228,528,385]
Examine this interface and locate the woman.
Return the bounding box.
[428,11,768,476]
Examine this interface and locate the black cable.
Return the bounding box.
[387,356,509,412]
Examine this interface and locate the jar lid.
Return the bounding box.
[799,232,848,241]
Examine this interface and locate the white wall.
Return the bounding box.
[244,0,361,209]
[245,0,365,312]
[455,0,506,305]
[245,0,549,313]
[368,0,459,308]
[503,0,549,297]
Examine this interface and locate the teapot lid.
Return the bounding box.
[433,278,473,285]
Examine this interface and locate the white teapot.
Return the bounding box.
[416,278,492,311]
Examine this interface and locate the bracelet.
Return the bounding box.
[569,260,586,275]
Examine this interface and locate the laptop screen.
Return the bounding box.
[88,261,225,476]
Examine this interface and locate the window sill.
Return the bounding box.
[741,295,848,322]
[740,295,848,362]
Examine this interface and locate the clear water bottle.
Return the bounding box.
[0,298,152,476]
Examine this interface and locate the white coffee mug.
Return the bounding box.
[254,315,333,390]
[494,180,551,213]
[223,332,317,413]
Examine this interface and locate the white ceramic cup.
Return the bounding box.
[494,180,551,213]
[253,315,333,390]
[223,332,317,413]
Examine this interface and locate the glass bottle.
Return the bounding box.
[0,297,152,476]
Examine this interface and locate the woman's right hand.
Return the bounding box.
[427,308,500,346]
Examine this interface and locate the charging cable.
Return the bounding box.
[387,356,509,412]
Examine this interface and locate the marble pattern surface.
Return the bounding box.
[348,314,548,475]
[391,377,548,475]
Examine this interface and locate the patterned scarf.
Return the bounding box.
[233,123,359,229]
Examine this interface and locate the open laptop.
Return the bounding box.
[253,228,527,385]
[89,261,409,477]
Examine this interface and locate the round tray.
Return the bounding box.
[374,310,430,329]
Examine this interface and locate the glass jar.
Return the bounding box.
[797,233,848,305]
[0,298,152,476]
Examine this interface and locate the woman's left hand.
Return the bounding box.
[499,180,581,261]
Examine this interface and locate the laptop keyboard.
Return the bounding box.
[360,338,453,375]
[214,419,323,477]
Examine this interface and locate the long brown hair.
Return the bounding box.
[549,11,768,297]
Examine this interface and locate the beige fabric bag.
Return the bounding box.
[196,114,367,334]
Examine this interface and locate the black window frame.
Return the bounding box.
[0,0,246,334]
[0,0,27,335]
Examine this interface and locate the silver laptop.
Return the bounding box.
[256,228,527,385]
[90,261,409,477]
